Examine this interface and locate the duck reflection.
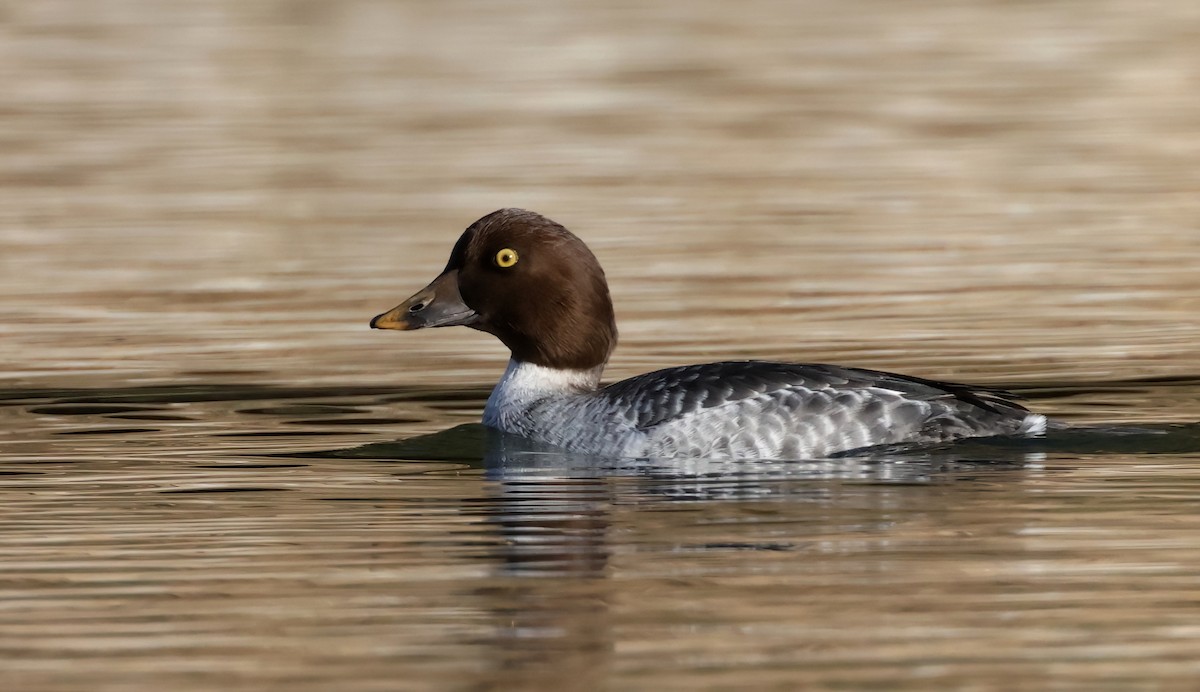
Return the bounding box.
[466,428,1054,685]
[471,471,615,687]
[316,424,1052,681]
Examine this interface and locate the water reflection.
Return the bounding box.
[474,477,614,688]
[449,438,1054,688]
[6,380,1200,688]
[310,419,1056,688]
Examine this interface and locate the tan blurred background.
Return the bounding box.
[2,0,1198,389]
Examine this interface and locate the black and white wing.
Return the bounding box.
[598,361,1044,458]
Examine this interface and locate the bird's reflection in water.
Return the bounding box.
[481,427,1039,496]
[470,431,1043,686]
[455,434,618,686]
[474,471,614,688]
[316,424,1065,687]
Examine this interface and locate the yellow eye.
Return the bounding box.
[494,248,519,268]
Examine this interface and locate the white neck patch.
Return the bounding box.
[483,359,603,428]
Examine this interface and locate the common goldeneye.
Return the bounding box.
[371,208,1047,459]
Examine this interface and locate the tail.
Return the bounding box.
[1019,413,1056,435]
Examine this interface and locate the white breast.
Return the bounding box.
[483,359,647,456]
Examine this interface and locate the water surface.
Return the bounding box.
[3,1,1200,689]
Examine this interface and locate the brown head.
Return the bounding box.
[371,209,618,371]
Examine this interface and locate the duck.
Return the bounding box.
[371,208,1047,459]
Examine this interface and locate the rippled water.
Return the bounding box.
[4,1,1200,689]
